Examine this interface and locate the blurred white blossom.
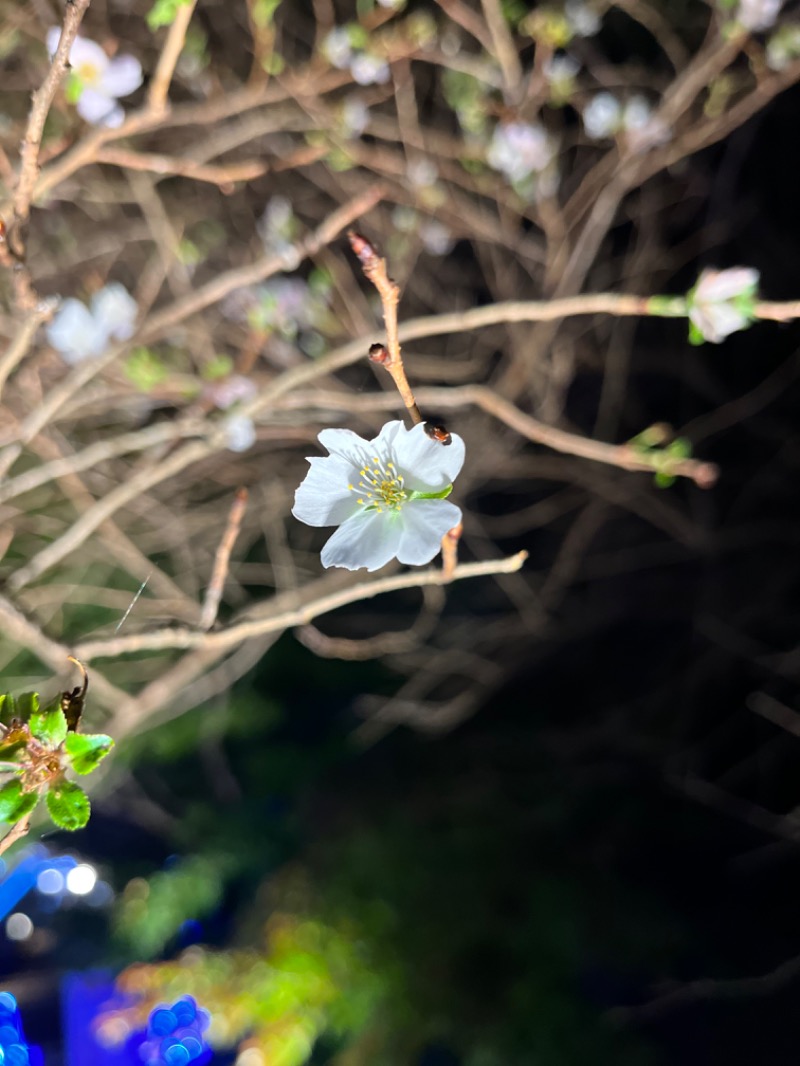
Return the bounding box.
[224,414,257,453]
[487,122,556,184]
[392,206,418,233]
[565,0,602,37]
[350,53,390,85]
[258,196,297,261]
[420,220,455,256]
[582,92,622,139]
[46,282,137,364]
[222,277,328,344]
[341,97,370,137]
[407,159,439,189]
[322,26,389,85]
[582,93,666,148]
[293,420,465,571]
[204,374,257,410]
[544,54,580,103]
[46,29,142,128]
[321,27,353,69]
[733,0,783,31]
[687,267,760,344]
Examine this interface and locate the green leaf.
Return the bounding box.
[64,732,115,775]
[0,780,39,824]
[252,0,282,27]
[46,779,90,830]
[125,347,169,392]
[0,694,11,724]
[261,51,285,75]
[687,321,705,346]
[29,701,68,747]
[15,691,39,719]
[669,437,692,460]
[408,484,453,501]
[65,70,84,105]
[201,354,234,381]
[347,23,369,49]
[147,0,192,30]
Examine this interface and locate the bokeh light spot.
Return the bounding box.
[66,864,97,896]
[36,868,65,895]
[5,913,34,941]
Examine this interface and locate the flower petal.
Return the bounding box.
[320,510,403,571]
[76,88,120,126]
[292,456,363,527]
[397,499,462,565]
[68,35,110,72]
[695,267,759,302]
[46,27,62,57]
[689,303,747,344]
[389,421,466,491]
[46,299,107,362]
[91,282,138,340]
[99,55,143,98]
[225,415,256,452]
[317,427,372,467]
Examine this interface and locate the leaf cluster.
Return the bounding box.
[0,689,113,833]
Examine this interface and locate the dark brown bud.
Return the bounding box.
[348,230,381,269]
[368,342,390,364]
[61,656,89,732]
[424,421,452,446]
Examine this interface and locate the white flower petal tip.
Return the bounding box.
[293,420,466,571]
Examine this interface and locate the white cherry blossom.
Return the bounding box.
[687,267,760,344]
[487,122,556,184]
[46,282,138,364]
[292,421,465,571]
[735,0,782,31]
[46,29,142,128]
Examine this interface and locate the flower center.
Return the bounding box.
[77,61,101,86]
[349,455,407,513]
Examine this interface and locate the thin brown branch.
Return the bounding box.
[73,551,529,660]
[479,0,523,99]
[0,816,32,857]
[0,299,55,398]
[7,438,215,591]
[441,521,463,581]
[608,952,800,1025]
[271,384,718,487]
[11,0,92,244]
[348,230,422,424]
[94,147,269,187]
[0,593,129,709]
[200,488,249,630]
[747,691,800,740]
[0,419,205,504]
[21,73,351,210]
[147,0,198,112]
[296,586,444,660]
[0,185,384,453]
